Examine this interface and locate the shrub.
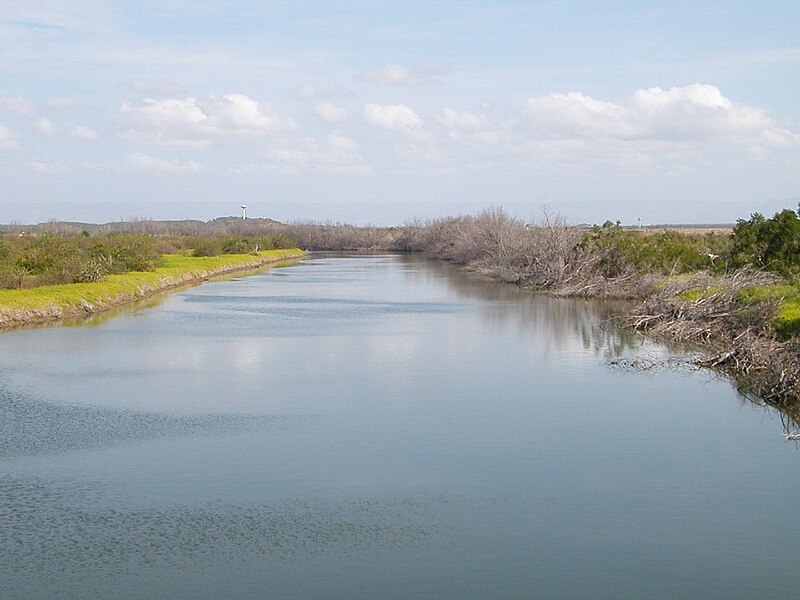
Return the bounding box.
[17,235,98,284]
[0,265,27,289]
[105,234,162,272]
[729,208,800,276]
[579,222,644,277]
[221,237,254,254]
[189,237,223,257]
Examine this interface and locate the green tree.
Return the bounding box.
[729,208,800,276]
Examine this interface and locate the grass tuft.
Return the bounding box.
[736,283,800,338]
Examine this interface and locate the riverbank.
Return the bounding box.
[612,273,800,410]
[0,248,304,330]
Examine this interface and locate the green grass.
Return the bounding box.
[0,249,303,318]
[675,281,800,338]
[737,283,800,337]
[678,286,723,301]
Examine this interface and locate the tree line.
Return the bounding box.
[2,206,798,291]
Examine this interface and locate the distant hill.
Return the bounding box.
[0,216,283,235]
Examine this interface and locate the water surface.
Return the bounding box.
[1,254,799,599]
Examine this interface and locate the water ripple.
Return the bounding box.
[0,386,310,457]
[0,477,439,584]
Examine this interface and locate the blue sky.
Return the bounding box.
[1,0,798,224]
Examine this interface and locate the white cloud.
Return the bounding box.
[294,83,319,100]
[327,132,358,150]
[119,94,296,148]
[0,124,20,150]
[254,137,373,177]
[523,92,637,138]
[28,159,70,174]
[434,107,490,130]
[121,97,206,132]
[203,94,296,133]
[363,103,427,139]
[122,152,204,173]
[522,84,796,144]
[0,95,36,116]
[357,63,449,86]
[433,107,502,144]
[315,102,349,123]
[36,117,58,136]
[631,84,778,140]
[70,125,98,139]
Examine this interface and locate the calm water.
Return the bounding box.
[1,254,799,599]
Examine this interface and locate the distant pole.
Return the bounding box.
[241,205,247,220]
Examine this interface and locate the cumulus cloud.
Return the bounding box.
[522,83,795,144]
[70,125,99,139]
[242,136,373,177]
[36,117,58,136]
[119,94,296,148]
[434,107,490,130]
[0,95,37,116]
[122,152,204,173]
[294,83,319,100]
[433,107,501,144]
[121,97,206,137]
[362,103,427,139]
[204,94,296,133]
[357,63,449,86]
[28,159,70,174]
[315,102,349,123]
[326,132,358,150]
[0,124,20,150]
[523,92,639,138]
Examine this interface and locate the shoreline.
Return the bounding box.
[0,248,304,331]
[458,260,800,414]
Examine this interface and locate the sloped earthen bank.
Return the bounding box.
[0,248,304,330]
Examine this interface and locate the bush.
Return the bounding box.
[104,234,162,272]
[18,235,94,284]
[221,237,254,254]
[729,208,800,276]
[0,265,27,289]
[579,222,645,277]
[189,237,223,257]
[0,239,13,263]
[579,223,722,277]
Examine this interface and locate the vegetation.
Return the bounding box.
[0,230,297,290]
[2,205,799,404]
[578,221,727,276]
[0,249,304,329]
[728,208,800,276]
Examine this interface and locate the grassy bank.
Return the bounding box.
[0,248,304,330]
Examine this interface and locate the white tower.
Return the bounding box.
[240,205,247,220]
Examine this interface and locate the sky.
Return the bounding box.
[1,0,799,225]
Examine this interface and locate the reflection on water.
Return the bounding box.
[398,254,655,360]
[2,253,800,600]
[12,257,303,332]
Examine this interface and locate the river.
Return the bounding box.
[1,254,799,599]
